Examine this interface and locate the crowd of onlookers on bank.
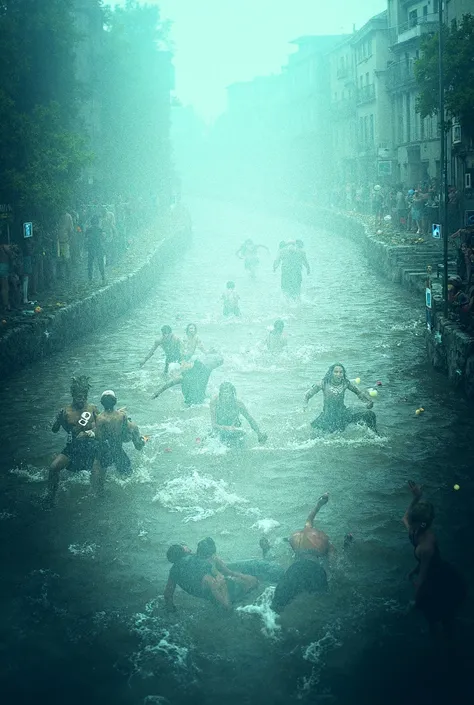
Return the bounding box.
[0,196,155,318]
[332,181,474,330]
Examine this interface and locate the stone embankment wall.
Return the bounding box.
[0,224,190,381]
[295,205,474,400]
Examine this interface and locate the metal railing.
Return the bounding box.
[336,65,349,79]
[390,12,438,42]
[386,60,416,90]
[356,83,375,104]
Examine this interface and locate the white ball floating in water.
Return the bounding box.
[368,389,378,397]
[352,377,361,385]
[454,484,460,491]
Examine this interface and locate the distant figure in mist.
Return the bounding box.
[210,382,268,445]
[85,214,106,286]
[222,281,241,316]
[91,389,146,496]
[266,319,287,353]
[403,481,467,636]
[236,238,269,278]
[271,494,331,613]
[304,363,378,435]
[152,353,223,405]
[273,240,310,299]
[140,324,182,374]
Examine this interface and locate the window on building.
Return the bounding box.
[433,0,439,12]
[409,10,418,28]
[366,72,370,85]
[367,37,372,56]
[369,114,374,142]
[423,5,428,18]
[364,115,369,142]
[405,92,411,143]
[359,116,364,142]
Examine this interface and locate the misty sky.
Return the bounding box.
[112,0,386,120]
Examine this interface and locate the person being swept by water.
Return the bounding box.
[182,322,206,361]
[222,280,241,316]
[152,353,224,405]
[139,324,182,374]
[273,239,310,299]
[304,362,378,435]
[196,537,259,602]
[266,319,287,353]
[210,382,268,445]
[235,238,269,278]
[46,376,99,506]
[271,493,333,613]
[403,481,466,636]
[91,390,146,496]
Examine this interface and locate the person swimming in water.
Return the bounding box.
[304,363,378,434]
[182,322,206,361]
[210,382,268,444]
[403,481,466,635]
[271,493,332,613]
[196,537,259,602]
[46,376,99,506]
[91,390,146,496]
[222,281,241,316]
[152,353,224,405]
[236,239,269,278]
[140,324,182,374]
[266,319,287,353]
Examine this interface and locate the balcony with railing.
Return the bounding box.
[390,13,438,45]
[386,60,416,91]
[330,96,356,119]
[356,83,375,105]
[336,65,349,79]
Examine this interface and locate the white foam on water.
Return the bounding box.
[251,518,281,534]
[236,586,281,639]
[297,622,342,699]
[153,468,257,522]
[144,697,170,705]
[0,510,15,520]
[68,542,98,558]
[9,464,46,483]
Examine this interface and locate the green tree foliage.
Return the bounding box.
[0,0,92,223]
[415,14,474,136]
[97,0,172,203]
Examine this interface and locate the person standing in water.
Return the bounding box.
[236,239,269,278]
[140,324,182,373]
[273,240,310,299]
[403,481,466,635]
[266,319,287,353]
[91,390,146,496]
[271,493,332,613]
[222,281,241,316]
[152,353,224,405]
[47,376,99,506]
[182,323,206,360]
[210,382,268,444]
[304,363,377,434]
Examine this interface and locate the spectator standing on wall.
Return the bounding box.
[57,211,74,280]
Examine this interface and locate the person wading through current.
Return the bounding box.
[182,322,206,361]
[266,318,287,353]
[210,382,268,445]
[140,324,183,374]
[235,238,269,278]
[304,363,378,435]
[273,240,310,299]
[271,494,332,613]
[47,376,99,506]
[91,390,146,497]
[403,481,467,636]
[196,537,259,603]
[152,353,224,405]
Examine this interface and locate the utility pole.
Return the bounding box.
[439,0,449,317]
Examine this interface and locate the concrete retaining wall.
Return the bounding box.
[0,225,190,381]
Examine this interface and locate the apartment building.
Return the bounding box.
[328,37,357,185]
[386,0,441,185]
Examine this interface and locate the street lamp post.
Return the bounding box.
[439,1,449,317]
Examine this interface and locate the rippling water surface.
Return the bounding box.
[1,201,473,705]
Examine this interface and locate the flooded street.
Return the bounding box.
[1,200,473,705]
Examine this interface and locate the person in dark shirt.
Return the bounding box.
[152,353,223,405]
[164,544,232,611]
[85,214,106,285]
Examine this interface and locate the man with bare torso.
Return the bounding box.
[47,376,99,506]
[91,390,146,495]
[140,324,183,374]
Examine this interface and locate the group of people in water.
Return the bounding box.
[46,235,466,635]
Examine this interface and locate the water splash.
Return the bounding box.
[236,586,280,639]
